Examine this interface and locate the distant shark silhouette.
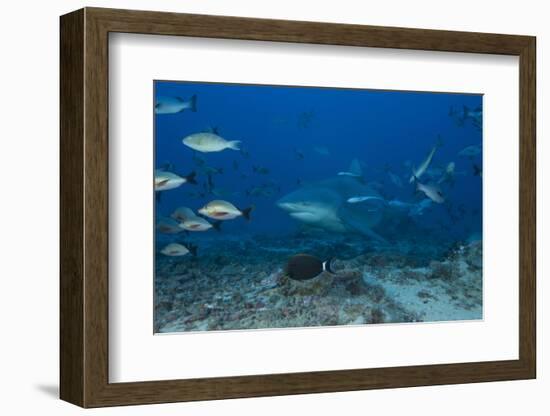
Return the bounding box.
[277,160,388,242]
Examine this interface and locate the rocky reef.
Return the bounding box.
[154,235,482,333]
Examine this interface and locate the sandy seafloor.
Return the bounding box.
[154,235,482,333]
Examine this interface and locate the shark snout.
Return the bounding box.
[276,200,297,212]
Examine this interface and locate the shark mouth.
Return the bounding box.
[289,212,319,222]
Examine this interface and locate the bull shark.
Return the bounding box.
[276,161,388,242]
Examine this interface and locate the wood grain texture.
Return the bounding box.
[518,38,536,375]
[59,7,537,408]
[59,8,85,407]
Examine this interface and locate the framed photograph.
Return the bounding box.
[60,7,536,408]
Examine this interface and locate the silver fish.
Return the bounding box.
[179,216,218,232]
[155,170,197,191]
[160,243,190,256]
[183,132,241,153]
[155,95,197,114]
[156,217,184,234]
[198,200,253,221]
[170,206,196,222]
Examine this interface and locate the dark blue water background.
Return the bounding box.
[154,81,482,241]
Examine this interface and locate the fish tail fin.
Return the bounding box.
[185,171,198,185]
[241,205,254,221]
[323,258,336,274]
[189,94,197,112]
[227,140,241,151]
[155,191,162,204]
[212,221,222,232]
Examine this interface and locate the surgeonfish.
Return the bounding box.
[285,254,334,281]
[198,200,253,221]
[409,136,443,183]
[155,95,197,114]
[183,132,241,153]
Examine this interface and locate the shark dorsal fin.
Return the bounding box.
[348,159,362,177]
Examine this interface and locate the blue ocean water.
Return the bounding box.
[153,80,483,333]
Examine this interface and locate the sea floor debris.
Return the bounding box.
[154,236,482,333]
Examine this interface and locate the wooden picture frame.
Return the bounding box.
[60,7,536,408]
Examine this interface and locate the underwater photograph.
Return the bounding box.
[153,80,483,334]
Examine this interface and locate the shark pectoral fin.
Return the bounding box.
[347,217,388,243]
[340,206,388,244]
